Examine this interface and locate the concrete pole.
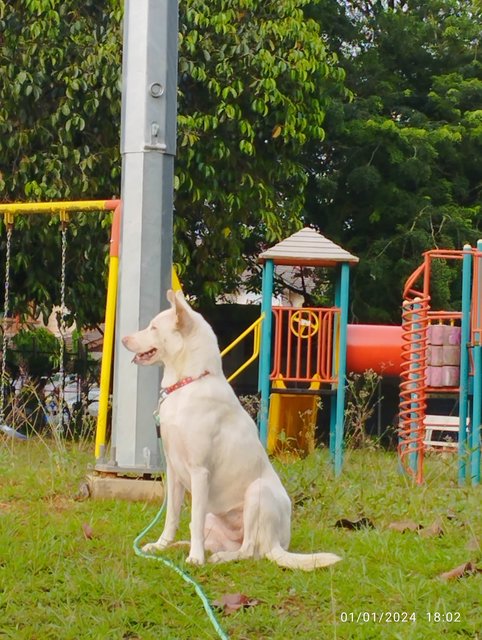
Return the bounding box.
[102,0,178,473]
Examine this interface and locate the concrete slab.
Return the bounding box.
[86,473,164,502]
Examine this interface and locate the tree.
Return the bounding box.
[5,327,61,432]
[174,0,349,300]
[0,0,123,327]
[0,0,349,324]
[305,0,482,322]
[8,327,60,381]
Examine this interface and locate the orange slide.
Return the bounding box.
[346,324,403,377]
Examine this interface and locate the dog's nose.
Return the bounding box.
[121,336,129,346]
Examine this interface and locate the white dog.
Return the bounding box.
[122,290,341,571]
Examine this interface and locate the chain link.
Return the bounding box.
[0,226,12,424]
[58,224,68,430]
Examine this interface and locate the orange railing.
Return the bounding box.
[270,306,339,384]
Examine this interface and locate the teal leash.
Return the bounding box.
[133,488,229,640]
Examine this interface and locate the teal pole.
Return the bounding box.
[471,345,481,485]
[258,259,274,447]
[334,262,350,475]
[458,245,472,485]
[470,240,482,485]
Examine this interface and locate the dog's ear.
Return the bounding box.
[167,289,193,332]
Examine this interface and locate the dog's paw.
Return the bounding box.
[209,550,240,564]
[142,537,173,554]
[141,542,163,554]
[186,554,205,566]
[208,552,223,564]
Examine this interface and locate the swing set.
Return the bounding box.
[0,199,121,440]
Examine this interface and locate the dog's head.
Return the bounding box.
[122,290,217,371]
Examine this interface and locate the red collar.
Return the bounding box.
[158,370,210,405]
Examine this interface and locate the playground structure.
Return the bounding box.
[256,227,358,476]
[1,208,481,485]
[252,229,482,484]
[0,200,121,440]
[399,244,482,485]
[221,227,481,485]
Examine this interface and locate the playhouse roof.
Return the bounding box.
[258,227,359,267]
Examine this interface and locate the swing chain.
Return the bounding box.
[57,223,68,429]
[0,225,12,424]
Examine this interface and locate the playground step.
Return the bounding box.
[423,414,468,450]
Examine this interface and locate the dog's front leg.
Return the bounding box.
[142,463,185,554]
[187,466,209,565]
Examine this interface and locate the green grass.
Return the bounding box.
[0,438,480,639]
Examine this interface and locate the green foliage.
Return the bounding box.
[174,0,349,300]
[345,369,383,448]
[0,0,349,320]
[2,0,481,324]
[0,0,122,327]
[305,0,482,322]
[8,327,60,379]
[0,0,122,200]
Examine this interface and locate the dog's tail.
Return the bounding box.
[266,545,342,571]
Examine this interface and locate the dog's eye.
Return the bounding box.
[150,325,157,332]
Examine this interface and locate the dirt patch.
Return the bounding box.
[42,493,75,512]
